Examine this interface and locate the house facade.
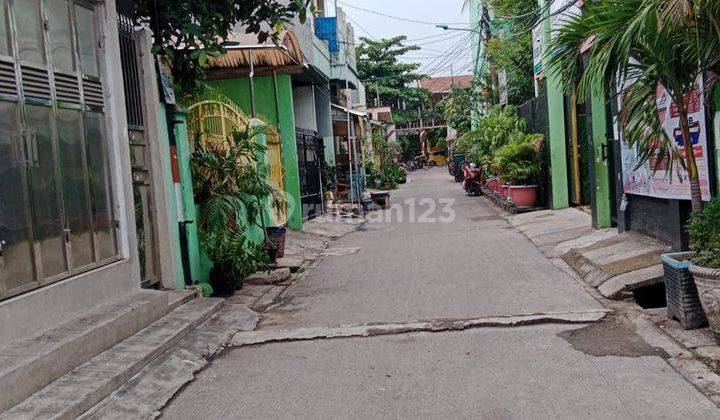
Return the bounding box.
[0,0,142,341]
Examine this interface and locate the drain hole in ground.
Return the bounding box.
[632,283,667,309]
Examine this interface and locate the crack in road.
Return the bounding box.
[230,310,612,348]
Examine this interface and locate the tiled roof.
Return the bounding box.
[419,75,474,93]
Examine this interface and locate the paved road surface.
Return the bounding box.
[163,168,719,419]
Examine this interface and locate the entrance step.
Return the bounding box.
[0,291,169,413]
[1,297,223,419]
[598,264,665,299]
[562,232,669,298]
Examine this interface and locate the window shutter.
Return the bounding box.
[20,65,51,101]
[0,60,17,96]
[54,72,81,104]
[82,77,103,108]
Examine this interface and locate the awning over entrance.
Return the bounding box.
[331,103,367,118]
[206,30,305,78]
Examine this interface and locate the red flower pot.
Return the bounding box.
[508,185,538,207]
[486,178,499,194]
[499,184,509,199]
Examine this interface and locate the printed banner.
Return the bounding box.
[618,78,711,201]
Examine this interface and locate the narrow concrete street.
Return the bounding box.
[162,169,720,419]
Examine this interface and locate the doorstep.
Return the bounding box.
[509,208,670,300]
[0,291,170,413]
[562,232,669,293]
[1,297,224,419]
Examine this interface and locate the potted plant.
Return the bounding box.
[661,251,707,329]
[687,199,720,337]
[494,134,543,208]
[266,226,287,259]
[201,229,267,296]
[191,126,278,295]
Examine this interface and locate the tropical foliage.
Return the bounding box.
[191,127,278,289]
[547,0,720,211]
[456,105,527,173]
[366,134,405,189]
[493,134,543,185]
[484,0,537,105]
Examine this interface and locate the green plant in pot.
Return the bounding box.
[687,198,720,337]
[493,134,543,207]
[191,126,279,296]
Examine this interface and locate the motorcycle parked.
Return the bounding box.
[462,163,483,196]
[450,154,466,182]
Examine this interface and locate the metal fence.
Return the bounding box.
[295,128,325,221]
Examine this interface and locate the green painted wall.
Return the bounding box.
[157,104,185,289]
[589,87,612,228]
[542,11,570,209]
[210,75,303,231]
[174,110,206,283]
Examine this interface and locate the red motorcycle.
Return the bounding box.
[462,163,483,196]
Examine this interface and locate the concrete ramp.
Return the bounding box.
[510,209,669,300]
[562,232,669,298]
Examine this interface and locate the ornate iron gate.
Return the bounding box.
[187,93,288,225]
[295,128,324,221]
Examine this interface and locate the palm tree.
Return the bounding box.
[547,0,720,212]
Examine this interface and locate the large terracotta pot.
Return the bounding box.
[499,184,508,199]
[486,178,499,194]
[689,264,720,340]
[508,185,538,207]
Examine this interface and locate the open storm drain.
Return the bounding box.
[632,283,667,309]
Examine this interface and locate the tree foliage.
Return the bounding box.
[357,36,429,107]
[484,0,537,105]
[436,87,481,134]
[135,0,311,96]
[456,105,526,173]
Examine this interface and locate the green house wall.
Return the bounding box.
[173,109,206,283]
[156,104,185,289]
[210,74,303,231]
[588,86,612,228]
[542,10,570,210]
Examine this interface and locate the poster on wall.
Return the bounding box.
[618,77,711,201]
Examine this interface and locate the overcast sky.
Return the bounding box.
[324,0,473,78]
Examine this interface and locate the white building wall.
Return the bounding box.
[293,85,319,131]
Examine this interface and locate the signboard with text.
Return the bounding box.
[618,78,711,201]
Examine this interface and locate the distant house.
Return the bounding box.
[419,75,474,104]
[396,75,474,136]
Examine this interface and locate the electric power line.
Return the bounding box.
[337,1,470,26]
